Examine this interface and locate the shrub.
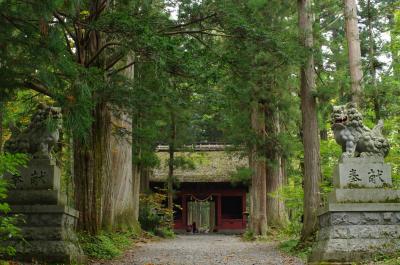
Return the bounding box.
[155,227,175,238]
[279,239,312,261]
[242,229,256,241]
[0,153,27,257]
[139,191,174,237]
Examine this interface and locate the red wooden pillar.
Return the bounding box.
[217,195,222,231]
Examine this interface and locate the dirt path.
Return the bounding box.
[93,234,305,265]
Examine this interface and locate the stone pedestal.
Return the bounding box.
[3,159,86,264]
[310,158,400,263]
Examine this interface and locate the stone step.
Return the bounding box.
[4,240,86,264]
[317,224,400,240]
[10,205,79,216]
[319,211,400,227]
[328,188,400,203]
[318,203,400,216]
[309,238,400,263]
[19,226,79,241]
[6,189,67,205]
[9,205,79,227]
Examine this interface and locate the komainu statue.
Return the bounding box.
[331,103,390,158]
[4,103,62,159]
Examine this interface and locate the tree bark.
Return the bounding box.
[109,112,136,229]
[139,166,150,193]
[74,102,111,234]
[131,157,141,222]
[124,54,141,224]
[249,102,267,236]
[298,0,322,242]
[331,28,347,103]
[344,0,363,105]
[0,102,3,153]
[388,11,400,76]
[74,104,137,233]
[366,0,380,122]
[265,110,288,228]
[167,112,176,211]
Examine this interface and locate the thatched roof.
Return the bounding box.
[151,151,249,183]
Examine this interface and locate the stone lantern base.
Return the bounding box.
[3,159,86,264]
[310,158,400,263]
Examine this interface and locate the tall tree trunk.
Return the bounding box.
[73,0,108,234]
[388,11,400,76]
[109,112,136,230]
[167,112,176,211]
[265,110,288,228]
[331,28,347,103]
[298,0,321,242]
[74,102,111,234]
[131,110,141,223]
[125,54,141,224]
[0,102,3,153]
[72,0,138,233]
[140,166,150,193]
[74,105,137,233]
[344,0,363,105]
[132,160,141,222]
[249,102,267,236]
[366,0,380,122]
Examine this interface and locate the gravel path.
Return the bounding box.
[94,234,305,265]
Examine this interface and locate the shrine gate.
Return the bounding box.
[150,145,248,233]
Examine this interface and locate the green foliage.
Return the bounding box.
[320,139,342,201]
[242,229,256,241]
[372,256,400,265]
[230,167,252,186]
[138,192,174,237]
[279,239,311,262]
[0,153,27,257]
[0,153,28,176]
[154,227,175,238]
[272,180,304,236]
[171,156,196,170]
[78,230,137,260]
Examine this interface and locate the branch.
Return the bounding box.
[163,29,232,37]
[88,0,108,20]
[85,42,122,66]
[0,13,33,33]
[314,67,326,86]
[108,61,135,76]
[105,52,125,70]
[62,30,74,56]
[23,81,53,97]
[189,33,211,48]
[167,13,217,30]
[53,11,77,41]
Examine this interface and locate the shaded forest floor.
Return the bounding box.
[90,234,304,265]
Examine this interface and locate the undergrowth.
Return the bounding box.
[139,191,175,238]
[279,238,312,262]
[366,254,400,265]
[78,230,138,260]
[242,227,312,262]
